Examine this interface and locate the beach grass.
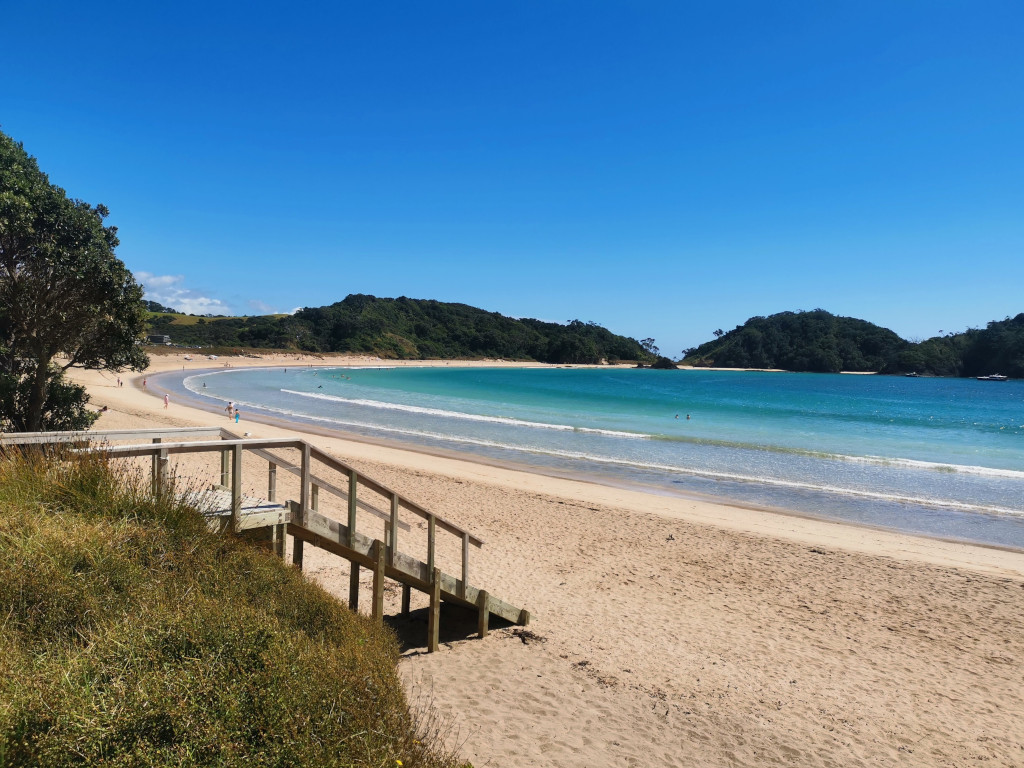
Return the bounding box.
[0,448,465,768]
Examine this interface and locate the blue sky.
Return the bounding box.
[3,1,1023,355]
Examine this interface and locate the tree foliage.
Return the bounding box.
[143,299,179,313]
[956,314,1024,378]
[682,309,1024,378]
[0,129,148,431]
[683,310,906,373]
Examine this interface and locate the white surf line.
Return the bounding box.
[182,383,1024,518]
[280,389,646,439]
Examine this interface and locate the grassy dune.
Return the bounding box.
[0,450,463,768]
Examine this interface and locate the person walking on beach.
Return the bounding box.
[235,410,241,424]
[163,394,169,409]
[142,378,147,389]
[226,402,233,417]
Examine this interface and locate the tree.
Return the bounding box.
[713,329,724,338]
[640,337,659,357]
[144,299,179,313]
[0,129,148,431]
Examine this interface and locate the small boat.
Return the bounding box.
[976,373,1009,381]
[905,372,921,377]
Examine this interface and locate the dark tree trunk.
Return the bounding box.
[24,357,50,432]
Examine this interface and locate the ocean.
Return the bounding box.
[169,366,1024,548]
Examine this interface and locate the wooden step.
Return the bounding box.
[288,503,529,626]
[200,487,290,531]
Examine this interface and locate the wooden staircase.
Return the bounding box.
[2,426,530,650]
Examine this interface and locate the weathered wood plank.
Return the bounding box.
[349,561,360,611]
[307,445,484,547]
[83,437,305,458]
[477,590,490,638]
[427,567,441,653]
[287,506,526,625]
[372,540,385,621]
[243,445,412,532]
[0,427,223,445]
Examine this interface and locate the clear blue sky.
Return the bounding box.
[3,1,1023,355]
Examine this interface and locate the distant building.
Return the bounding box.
[147,334,172,345]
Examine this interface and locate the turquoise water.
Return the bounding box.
[174,367,1024,547]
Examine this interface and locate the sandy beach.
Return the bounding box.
[68,354,1024,768]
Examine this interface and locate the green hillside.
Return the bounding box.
[682,310,908,373]
[682,310,1024,377]
[147,294,646,363]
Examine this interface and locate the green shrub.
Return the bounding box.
[0,449,462,768]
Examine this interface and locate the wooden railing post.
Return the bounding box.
[157,448,169,497]
[293,444,310,570]
[371,540,385,621]
[427,567,441,653]
[401,584,411,615]
[347,470,359,610]
[220,445,230,488]
[461,531,470,599]
[311,483,319,512]
[389,493,399,566]
[299,444,310,516]
[427,515,436,575]
[347,469,357,548]
[267,461,277,503]
[477,590,490,638]
[231,443,242,531]
[150,437,161,495]
[349,562,360,612]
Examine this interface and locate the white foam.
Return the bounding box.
[845,454,1024,480]
[182,392,1024,519]
[280,389,646,439]
[183,376,1024,483]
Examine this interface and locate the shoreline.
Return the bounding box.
[155,364,1024,558]
[66,356,1024,767]
[162,359,1024,551]
[72,354,1024,577]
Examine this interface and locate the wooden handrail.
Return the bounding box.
[84,437,305,458]
[1,426,224,445]
[307,444,484,547]
[6,427,483,548]
[0,426,513,640]
[219,429,483,547]
[242,444,412,532]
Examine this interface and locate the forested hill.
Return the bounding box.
[682,310,1024,377]
[682,310,907,372]
[147,294,646,364]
